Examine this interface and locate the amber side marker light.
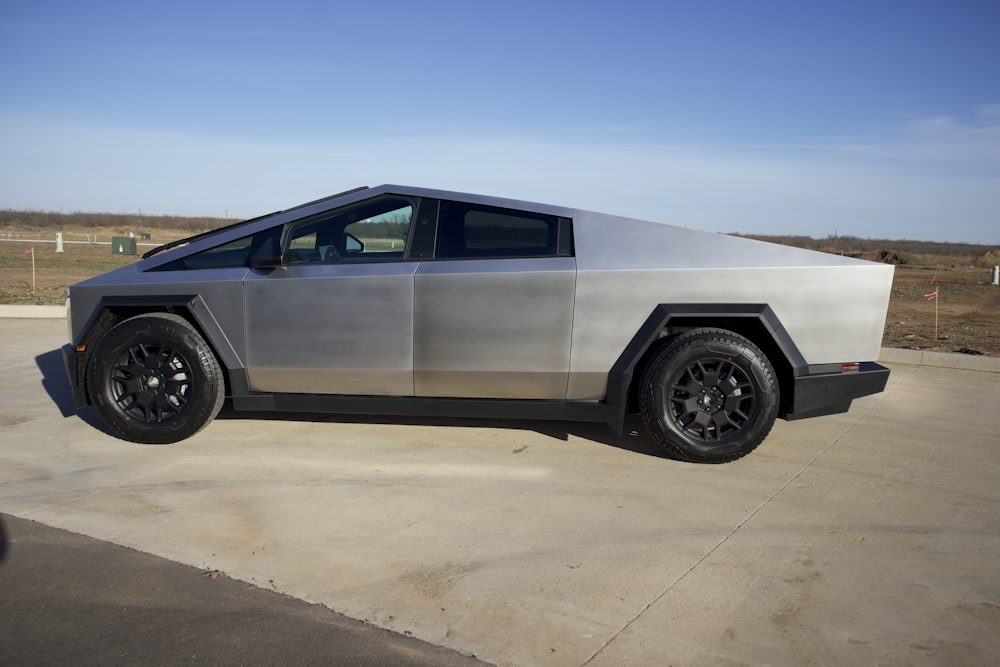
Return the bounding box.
[841,363,860,372]
[75,345,87,353]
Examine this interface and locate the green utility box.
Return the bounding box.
[111,237,137,255]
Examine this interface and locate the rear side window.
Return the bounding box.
[435,201,567,259]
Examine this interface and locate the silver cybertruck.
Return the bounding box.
[64,185,894,463]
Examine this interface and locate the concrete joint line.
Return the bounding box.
[581,373,906,666]
[22,455,203,520]
[24,487,116,520]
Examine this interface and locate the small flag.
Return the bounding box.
[924,289,938,301]
[20,247,34,257]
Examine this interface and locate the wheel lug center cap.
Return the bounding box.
[699,388,721,412]
[146,375,161,389]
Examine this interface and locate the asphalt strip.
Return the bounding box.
[0,513,490,667]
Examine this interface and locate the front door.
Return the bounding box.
[243,195,418,396]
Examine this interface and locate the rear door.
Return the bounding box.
[413,200,576,399]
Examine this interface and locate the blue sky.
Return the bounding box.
[2,1,998,243]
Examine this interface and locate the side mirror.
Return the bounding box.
[250,253,282,270]
[250,233,282,270]
[345,233,365,253]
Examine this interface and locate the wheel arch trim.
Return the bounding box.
[604,304,807,434]
[68,295,248,407]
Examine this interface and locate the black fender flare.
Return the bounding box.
[604,304,808,434]
[68,295,251,406]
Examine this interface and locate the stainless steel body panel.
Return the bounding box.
[566,211,893,399]
[567,266,892,399]
[244,262,417,395]
[413,257,576,399]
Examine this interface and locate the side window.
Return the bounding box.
[282,196,414,264]
[435,201,561,259]
[152,228,280,271]
[342,204,410,256]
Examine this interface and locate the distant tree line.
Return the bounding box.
[0,209,413,240]
[1,209,995,262]
[0,209,225,234]
[350,219,409,240]
[733,233,996,263]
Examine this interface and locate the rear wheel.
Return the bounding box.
[640,328,778,463]
[87,313,225,444]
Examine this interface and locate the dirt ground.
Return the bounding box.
[884,265,1000,357]
[2,232,998,358]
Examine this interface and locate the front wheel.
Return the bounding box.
[86,313,225,444]
[640,328,778,463]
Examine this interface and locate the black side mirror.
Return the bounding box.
[345,232,365,253]
[250,233,283,270]
[250,253,281,270]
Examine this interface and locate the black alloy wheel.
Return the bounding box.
[87,313,225,444]
[640,328,779,463]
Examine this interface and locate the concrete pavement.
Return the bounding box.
[1,317,999,665]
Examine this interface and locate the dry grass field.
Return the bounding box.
[0,227,175,305]
[2,212,998,357]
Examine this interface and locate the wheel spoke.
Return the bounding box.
[117,395,138,413]
[671,368,695,392]
[166,385,188,408]
[158,346,176,367]
[140,344,158,368]
[712,411,736,434]
[723,395,745,412]
[153,392,176,417]
[692,410,712,429]
[165,366,191,381]
[676,396,698,416]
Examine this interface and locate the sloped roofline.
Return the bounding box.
[142,184,574,260]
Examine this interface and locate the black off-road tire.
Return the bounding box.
[640,328,779,463]
[86,313,225,444]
